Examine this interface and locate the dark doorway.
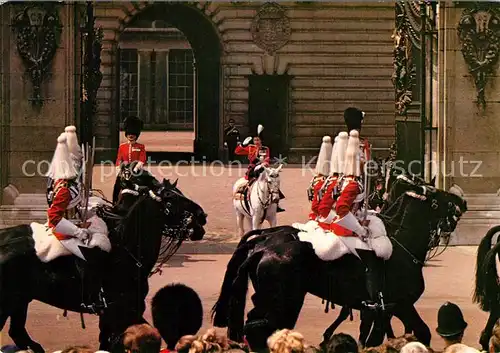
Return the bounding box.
[117,3,221,160]
[247,74,291,159]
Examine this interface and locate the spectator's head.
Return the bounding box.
[175,328,241,353]
[436,302,467,345]
[267,329,306,353]
[386,334,418,352]
[60,346,94,353]
[400,342,428,353]
[151,283,203,349]
[489,320,500,353]
[321,333,358,353]
[123,323,162,353]
[228,119,235,126]
[443,344,480,353]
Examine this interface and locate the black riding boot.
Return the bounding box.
[75,257,107,314]
[112,175,122,205]
[357,249,385,311]
[277,189,285,212]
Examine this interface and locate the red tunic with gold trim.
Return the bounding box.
[115,142,147,166]
[47,179,80,241]
[308,177,326,220]
[235,144,270,180]
[316,176,340,228]
[328,177,363,237]
[235,144,270,164]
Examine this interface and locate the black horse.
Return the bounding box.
[0,170,207,353]
[474,225,500,350]
[211,178,466,349]
[322,173,441,345]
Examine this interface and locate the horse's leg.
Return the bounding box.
[267,210,277,228]
[236,213,245,237]
[245,256,307,351]
[394,305,431,346]
[359,309,375,347]
[321,306,352,346]
[385,314,397,338]
[252,214,262,231]
[365,310,389,348]
[480,308,499,351]
[8,301,44,353]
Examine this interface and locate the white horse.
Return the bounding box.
[233,164,283,237]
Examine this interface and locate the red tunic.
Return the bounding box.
[47,179,73,241]
[328,178,362,237]
[317,177,339,218]
[116,142,147,166]
[309,178,326,220]
[234,144,270,164]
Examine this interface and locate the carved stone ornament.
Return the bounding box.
[457,3,500,110]
[251,2,291,55]
[11,3,62,107]
[392,2,417,117]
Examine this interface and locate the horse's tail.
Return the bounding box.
[211,239,256,327]
[474,225,500,311]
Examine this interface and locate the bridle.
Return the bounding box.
[380,182,464,267]
[256,169,280,210]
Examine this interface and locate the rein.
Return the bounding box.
[378,192,434,267]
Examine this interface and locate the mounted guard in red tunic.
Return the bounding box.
[234,124,285,212]
[308,136,332,221]
[34,132,111,311]
[297,128,392,311]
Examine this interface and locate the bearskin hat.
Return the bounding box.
[123,116,143,138]
[343,107,365,132]
[151,283,203,349]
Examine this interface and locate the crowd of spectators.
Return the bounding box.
[0,285,494,353]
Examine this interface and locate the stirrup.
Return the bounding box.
[362,293,386,311]
[80,288,108,314]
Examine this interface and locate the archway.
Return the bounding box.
[117,3,222,160]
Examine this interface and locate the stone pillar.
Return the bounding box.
[0,4,11,203]
[447,3,500,193]
[5,2,79,196]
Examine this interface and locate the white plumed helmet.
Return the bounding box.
[343,130,361,177]
[64,126,81,156]
[46,133,78,180]
[329,134,341,175]
[336,132,349,175]
[314,136,332,176]
[257,124,264,137]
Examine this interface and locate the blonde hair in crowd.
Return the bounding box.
[489,320,500,353]
[267,329,306,353]
[175,328,243,353]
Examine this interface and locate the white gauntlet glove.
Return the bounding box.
[133,161,144,173]
[55,218,90,241]
[242,136,252,147]
[74,227,90,241]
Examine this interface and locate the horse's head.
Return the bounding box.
[422,183,467,234]
[402,182,467,252]
[154,178,207,241]
[262,164,283,203]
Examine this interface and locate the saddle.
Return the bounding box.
[235,179,256,200]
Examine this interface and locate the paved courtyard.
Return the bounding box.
[0,165,491,351]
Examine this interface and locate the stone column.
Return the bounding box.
[0,4,11,203]
[5,2,79,196]
[449,3,500,193]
